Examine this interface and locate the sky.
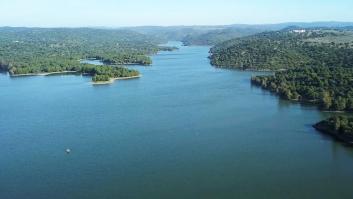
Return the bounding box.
[0,0,353,27]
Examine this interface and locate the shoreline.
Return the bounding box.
[313,122,353,145]
[80,58,151,66]
[92,75,141,85]
[212,64,286,72]
[10,71,78,77]
[251,81,353,113]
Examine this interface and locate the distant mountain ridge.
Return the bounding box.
[123,21,353,45]
[2,22,353,46]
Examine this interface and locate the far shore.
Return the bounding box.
[92,75,141,85]
[9,71,141,85]
[214,66,287,72]
[10,71,78,77]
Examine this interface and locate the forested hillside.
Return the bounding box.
[210,28,353,70]
[242,28,353,144]
[0,27,167,81]
[239,28,353,112]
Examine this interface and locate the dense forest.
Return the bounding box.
[210,28,353,70]
[0,27,168,81]
[314,116,353,144]
[251,67,353,111]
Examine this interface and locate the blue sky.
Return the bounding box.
[1,0,352,27]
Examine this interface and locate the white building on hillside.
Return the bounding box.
[293,29,306,33]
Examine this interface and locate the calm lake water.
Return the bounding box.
[1,42,353,199]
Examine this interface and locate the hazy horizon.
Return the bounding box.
[1,21,353,29]
[1,0,353,27]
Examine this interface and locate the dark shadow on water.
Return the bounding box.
[311,122,353,159]
[92,84,113,87]
[278,98,319,111]
[44,72,80,77]
[9,72,81,79]
[251,83,325,113]
[156,58,179,60]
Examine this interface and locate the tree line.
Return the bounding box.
[251,66,353,111]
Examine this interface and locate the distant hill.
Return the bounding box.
[181,27,268,46]
[125,26,223,42]
[124,22,353,46]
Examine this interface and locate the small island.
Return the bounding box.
[314,116,353,145]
